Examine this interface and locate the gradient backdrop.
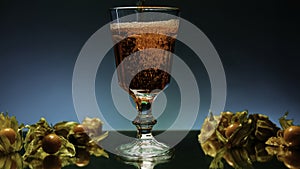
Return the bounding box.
[1,0,299,130]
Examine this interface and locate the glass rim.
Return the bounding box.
[110,6,180,11]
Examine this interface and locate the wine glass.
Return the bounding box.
[110,6,180,160]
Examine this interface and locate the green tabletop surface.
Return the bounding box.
[54,130,288,169]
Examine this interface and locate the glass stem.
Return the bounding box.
[132,95,157,139]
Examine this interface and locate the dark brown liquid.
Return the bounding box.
[111,20,178,94]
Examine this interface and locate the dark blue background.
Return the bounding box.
[0,0,299,130]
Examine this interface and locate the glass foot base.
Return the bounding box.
[116,138,174,161]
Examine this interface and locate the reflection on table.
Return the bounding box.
[0,131,292,169]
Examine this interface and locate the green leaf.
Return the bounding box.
[58,136,76,157]
[11,153,23,169]
[53,121,78,138]
[215,130,227,144]
[229,148,253,169]
[24,118,53,151]
[229,120,253,147]
[60,156,76,167]
[54,121,78,131]
[0,135,12,154]
[209,147,226,169]
[231,110,248,124]
[0,155,7,168]
[10,116,19,131]
[90,147,109,158]
[279,112,294,130]
[22,139,43,160]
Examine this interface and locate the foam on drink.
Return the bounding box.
[110,19,179,36]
